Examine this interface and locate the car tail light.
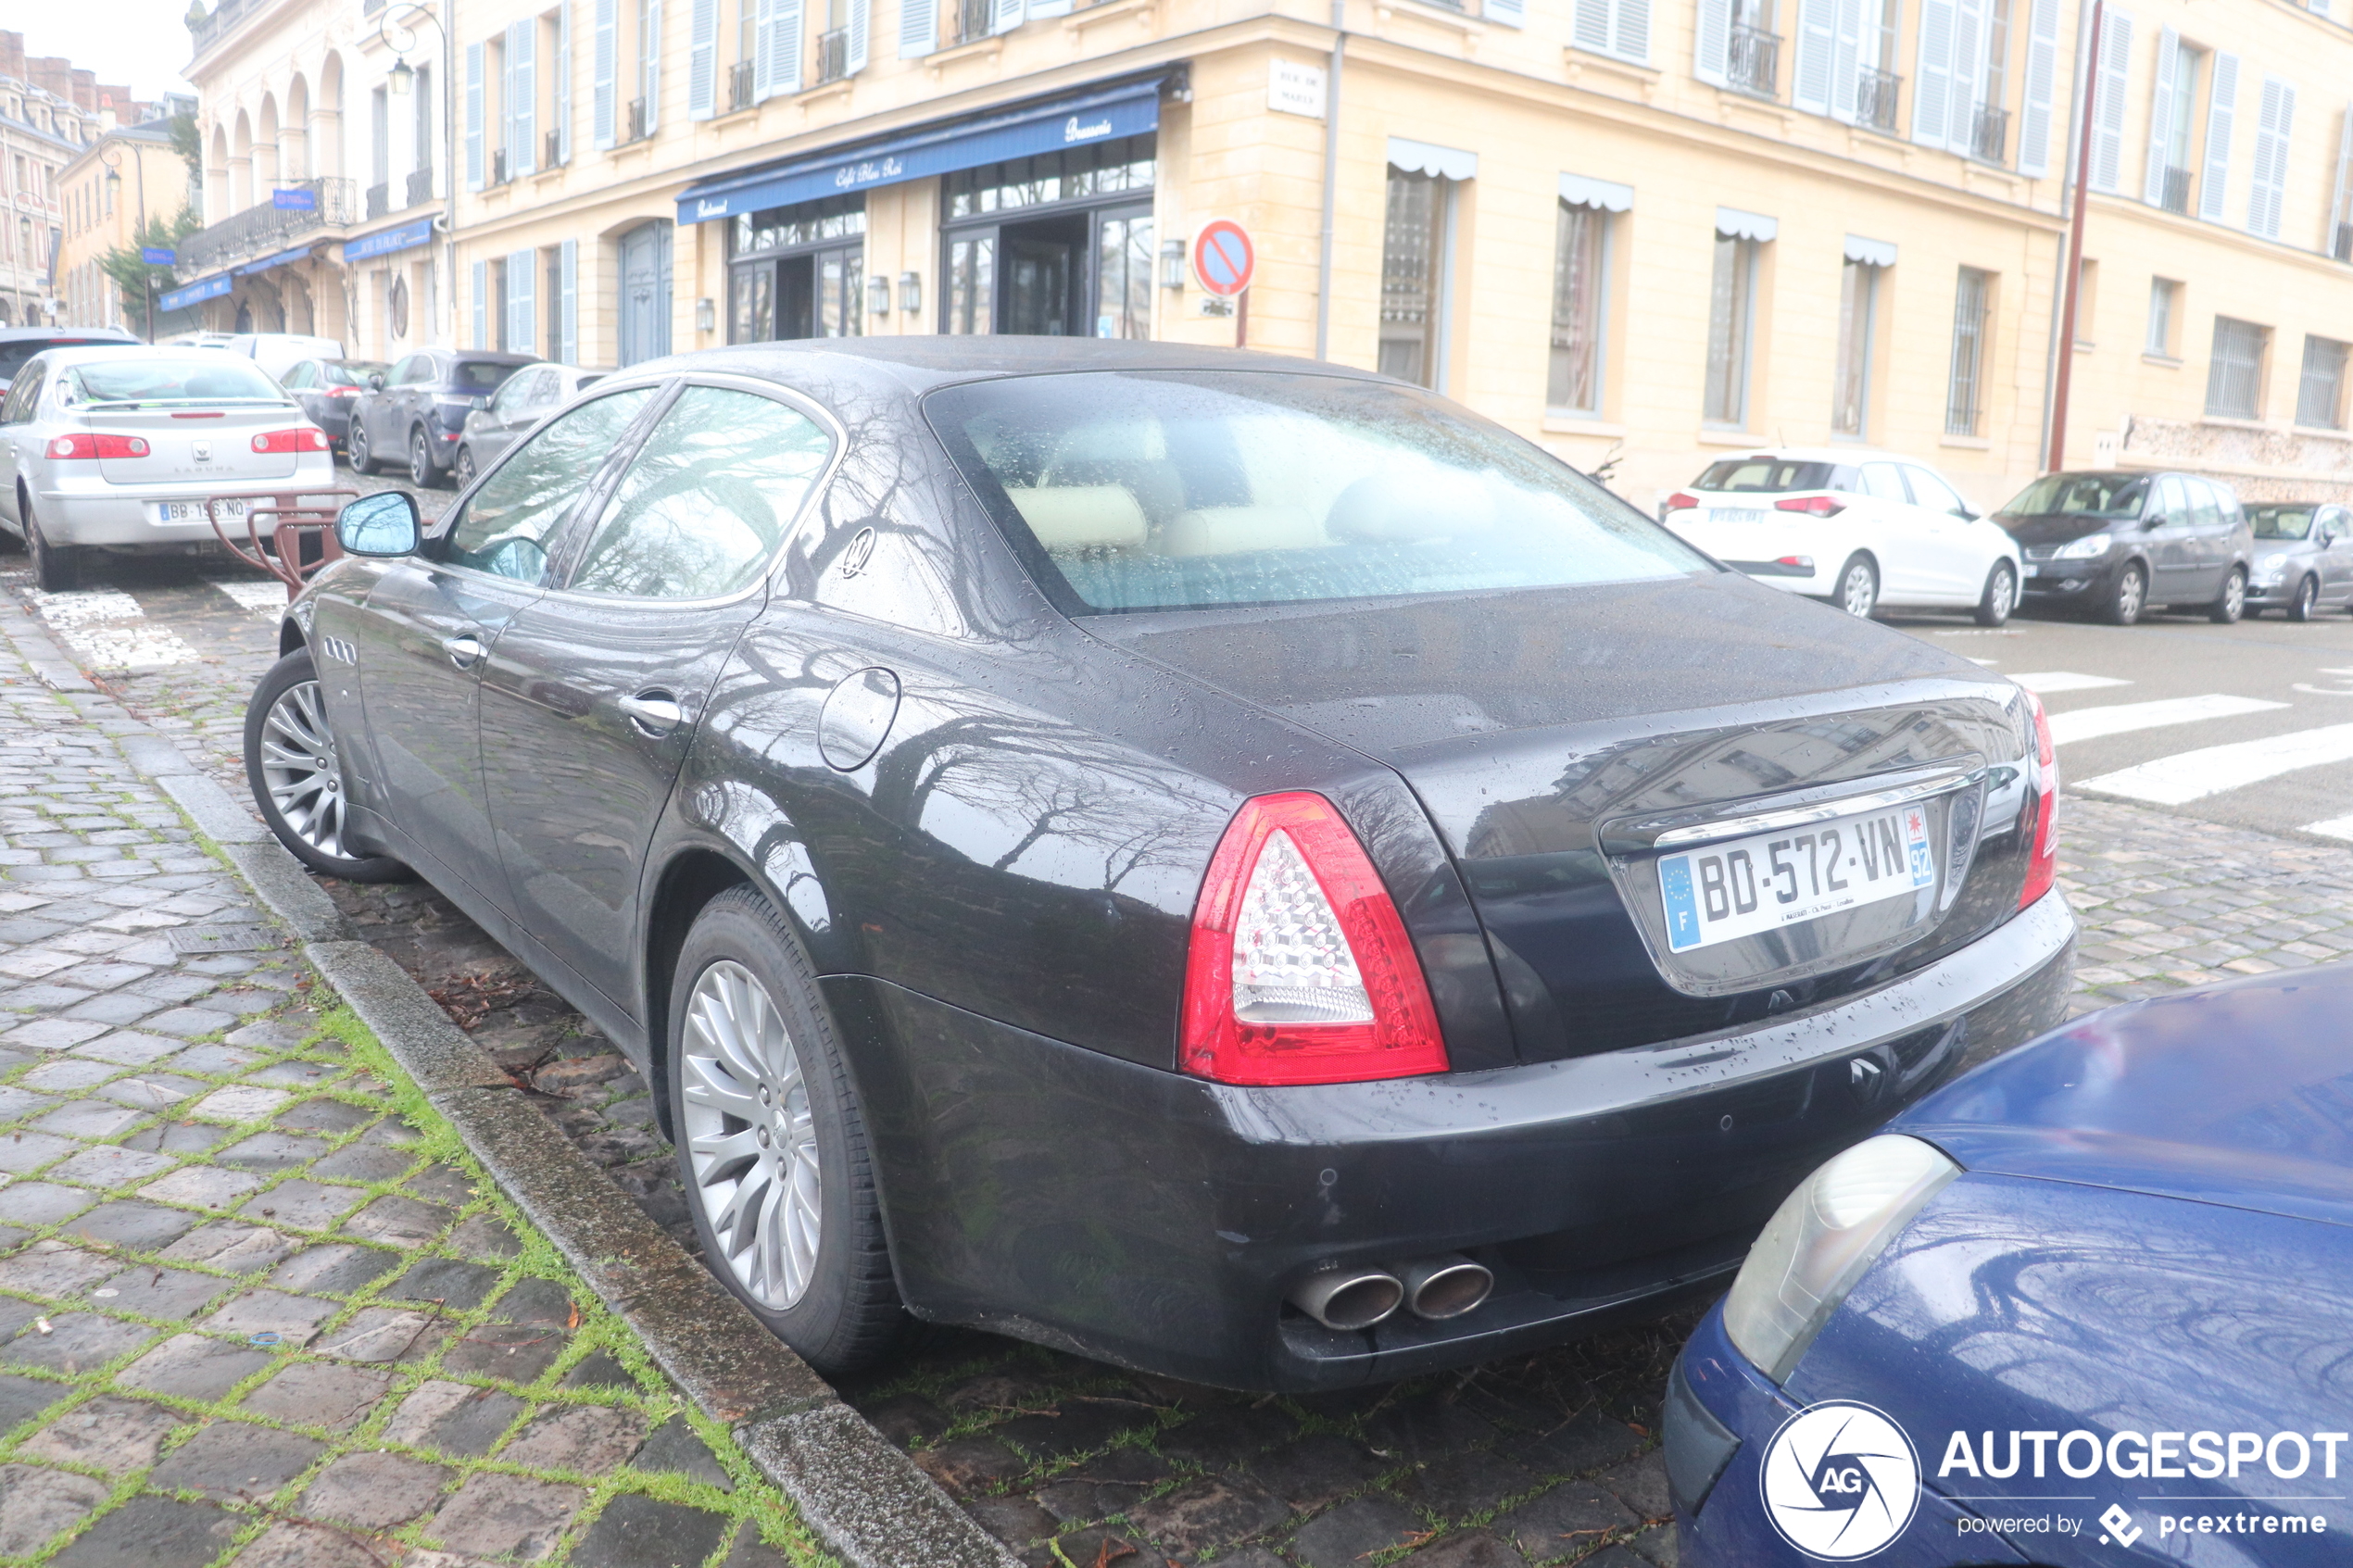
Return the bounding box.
[1667,491,1701,511]
[45,433,148,459]
[2020,693,2059,909]
[1775,495,1846,516]
[251,428,331,454]
[1181,792,1448,1086]
[327,387,359,398]
[1776,555,1815,571]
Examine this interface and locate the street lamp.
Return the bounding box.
[388,58,415,95]
[99,145,152,342]
[378,3,455,350]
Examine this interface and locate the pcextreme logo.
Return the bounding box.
[1760,1401,1922,1561]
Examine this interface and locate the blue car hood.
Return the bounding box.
[1893,967,2353,1228]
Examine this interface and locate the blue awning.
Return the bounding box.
[342,217,436,264]
[236,244,317,276]
[157,273,233,313]
[675,76,1162,225]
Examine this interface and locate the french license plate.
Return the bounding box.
[1707,508,1768,524]
[154,499,245,523]
[1657,804,1935,954]
[2022,563,2042,577]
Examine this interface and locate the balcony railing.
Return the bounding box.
[815,27,850,82]
[625,98,650,143]
[491,148,510,186]
[406,167,434,207]
[2334,222,2353,263]
[545,128,564,168]
[1728,25,1780,98]
[179,176,358,273]
[729,59,755,111]
[2159,165,2192,215]
[954,0,992,45]
[1970,103,2007,163]
[1856,66,1900,132]
[365,182,389,220]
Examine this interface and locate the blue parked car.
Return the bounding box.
[1667,968,2353,1565]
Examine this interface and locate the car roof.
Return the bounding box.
[31,345,287,370]
[1702,445,1917,466]
[0,326,139,345]
[606,336,1393,400]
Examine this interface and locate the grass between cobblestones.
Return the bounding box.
[0,684,834,1568]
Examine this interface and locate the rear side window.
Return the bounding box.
[1694,459,1850,493]
[327,361,385,386]
[1903,466,1968,516]
[455,360,523,393]
[565,386,831,600]
[441,389,657,583]
[928,370,1705,614]
[1857,462,1908,502]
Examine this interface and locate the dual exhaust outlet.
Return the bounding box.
[1287,1254,1493,1331]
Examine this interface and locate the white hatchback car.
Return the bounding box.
[1661,447,2023,624]
[0,346,333,590]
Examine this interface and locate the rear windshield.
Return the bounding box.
[324,360,389,386]
[57,358,290,408]
[926,371,1707,614]
[2002,472,2148,518]
[454,360,525,392]
[0,338,124,379]
[2251,506,2317,540]
[1695,459,1855,493]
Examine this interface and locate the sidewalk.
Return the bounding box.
[0,633,828,1566]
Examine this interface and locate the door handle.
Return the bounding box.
[619,692,685,736]
[441,634,485,670]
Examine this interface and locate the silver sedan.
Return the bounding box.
[0,346,335,590]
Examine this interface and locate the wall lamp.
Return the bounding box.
[900,270,922,314]
[1160,239,1186,290]
[695,297,715,332]
[867,275,892,316]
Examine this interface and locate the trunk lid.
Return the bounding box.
[1996,510,2138,548]
[86,407,306,486]
[1085,572,2036,1063]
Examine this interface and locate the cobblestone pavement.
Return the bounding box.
[19,538,2353,1568]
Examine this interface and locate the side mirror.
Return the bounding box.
[2142,513,2167,530]
[1956,508,1979,521]
[336,492,421,557]
[367,373,385,392]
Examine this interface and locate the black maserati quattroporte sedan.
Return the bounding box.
[245,340,2073,1389]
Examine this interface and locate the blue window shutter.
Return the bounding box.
[847,0,870,70]
[1693,0,1730,85]
[991,0,1022,36]
[899,0,936,57]
[472,259,487,348]
[509,249,536,353]
[2089,11,2133,193]
[513,21,537,175]
[1947,0,1983,152]
[1793,0,1835,113]
[643,0,662,131]
[2143,28,2178,204]
[465,41,485,189]
[2201,52,2237,220]
[593,0,618,148]
[689,0,719,118]
[770,0,803,96]
[1913,0,1955,150]
[556,4,573,162]
[1486,0,1523,25]
[1829,0,1863,122]
[560,239,579,363]
[2017,0,2058,176]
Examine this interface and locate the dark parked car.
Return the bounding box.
[1997,469,2256,625]
[2245,501,2353,619]
[245,341,2073,1389]
[279,358,390,449]
[0,325,140,398]
[1669,966,2353,1566]
[454,363,606,487]
[348,346,536,487]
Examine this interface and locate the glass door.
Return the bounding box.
[1091,204,1153,340]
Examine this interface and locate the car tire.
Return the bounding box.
[347,422,378,476]
[24,497,81,593]
[667,886,905,1377]
[2209,567,2247,625]
[1830,554,1879,619]
[243,648,414,883]
[1974,560,2018,628]
[454,445,477,490]
[2101,562,2147,626]
[409,429,436,489]
[2289,574,2320,622]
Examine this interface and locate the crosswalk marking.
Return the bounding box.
[26,589,200,671]
[207,578,288,618]
[2045,694,2286,746]
[2303,815,2353,842]
[2077,721,2353,805]
[2007,670,2133,695]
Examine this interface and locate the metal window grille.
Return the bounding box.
[1549,203,1606,411]
[491,148,510,186]
[954,0,991,44]
[1856,68,1901,132]
[2206,317,2269,419]
[1945,267,1990,437]
[730,59,755,109]
[625,97,649,142]
[2158,166,2193,214]
[1971,104,2008,162]
[1729,24,1780,97]
[2297,336,2347,429]
[365,182,390,220]
[815,27,850,82]
[1380,168,1441,388]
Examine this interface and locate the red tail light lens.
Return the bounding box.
[1667,491,1701,511]
[251,428,332,454]
[1181,792,1448,1086]
[2020,693,2060,909]
[1775,495,1846,516]
[45,433,148,459]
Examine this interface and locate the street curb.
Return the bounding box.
[20,614,1018,1568]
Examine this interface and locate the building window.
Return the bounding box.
[1973,0,2012,161]
[1944,266,1992,437]
[1548,201,1609,412]
[1704,232,1760,427]
[939,137,1155,339]
[2156,36,2199,213]
[2145,277,2179,358]
[1380,167,1452,388]
[2072,257,2096,348]
[1832,257,1879,436]
[729,193,865,343]
[2297,336,2347,429]
[2206,317,2269,418]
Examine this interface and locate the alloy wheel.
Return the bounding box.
[680,959,822,1311]
[409,432,434,488]
[348,425,371,473]
[455,447,476,489]
[1841,559,1877,618]
[2115,567,2145,624]
[258,679,349,859]
[2294,576,2320,621]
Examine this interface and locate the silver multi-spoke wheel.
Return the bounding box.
[258,680,349,859]
[681,960,822,1311]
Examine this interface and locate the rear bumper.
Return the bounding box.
[826,890,2075,1390]
[35,458,334,546]
[2019,557,2121,599]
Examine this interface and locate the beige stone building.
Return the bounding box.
[173,0,2353,508]
[0,31,143,330]
[56,119,195,335]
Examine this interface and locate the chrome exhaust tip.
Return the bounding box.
[1287,1268,1404,1331]
[1400,1255,1493,1320]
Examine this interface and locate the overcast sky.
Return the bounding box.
[18,6,197,102]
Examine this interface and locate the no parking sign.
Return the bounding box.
[1190,220,1255,297]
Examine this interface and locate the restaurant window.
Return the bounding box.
[1548,191,1615,413]
[2206,316,2270,419]
[1832,256,1881,436]
[1380,169,1447,386]
[1705,228,1764,427]
[1945,266,1991,436]
[727,192,865,343]
[940,134,1155,339]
